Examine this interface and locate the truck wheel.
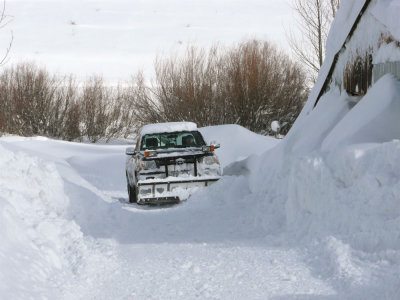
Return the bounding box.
[128,183,137,203]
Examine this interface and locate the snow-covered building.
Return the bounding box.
[311,0,400,108]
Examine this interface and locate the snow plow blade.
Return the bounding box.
[137,177,220,204]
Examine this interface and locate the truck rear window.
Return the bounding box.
[140,131,206,150]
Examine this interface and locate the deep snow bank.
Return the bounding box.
[250,75,400,250]
[1,125,308,299]
[235,74,400,297]
[249,0,400,292]
[200,124,279,168]
[0,144,77,298]
[287,76,400,253]
[244,0,400,258]
[0,144,119,299]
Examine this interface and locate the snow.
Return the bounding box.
[371,0,400,42]
[270,120,281,133]
[299,0,367,117]
[241,73,400,297]
[300,0,400,118]
[3,83,400,297]
[325,0,368,57]
[322,74,400,150]
[2,0,400,298]
[199,124,279,168]
[0,144,119,299]
[0,125,289,299]
[139,121,197,136]
[0,0,295,82]
[373,41,400,64]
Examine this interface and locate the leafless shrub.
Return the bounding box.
[80,76,109,142]
[0,40,308,140]
[0,63,61,136]
[152,46,220,126]
[133,40,308,135]
[57,77,81,141]
[0,63,134,141]
[125,71,163,131]
[221,40,307,134]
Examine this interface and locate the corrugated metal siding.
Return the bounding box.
[373,61,400,83]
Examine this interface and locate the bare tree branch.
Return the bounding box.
[0,1,13,66]
[287,0,340,82]
[0,30,12,65]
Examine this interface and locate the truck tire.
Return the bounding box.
[128,183,137,203]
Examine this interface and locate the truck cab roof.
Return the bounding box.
[140,122,197,136]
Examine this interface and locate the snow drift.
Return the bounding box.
[0,126,286,299]
[233,74,400,298]
[1,0,400,297]
[231,0,400,295]
[0,144,119,298]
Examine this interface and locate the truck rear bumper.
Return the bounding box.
[137,177,220,204]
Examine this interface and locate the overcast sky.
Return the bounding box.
[0,0,296,82]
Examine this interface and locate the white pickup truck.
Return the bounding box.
[125,122,222,204]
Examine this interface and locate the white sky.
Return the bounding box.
[0,0,296,82]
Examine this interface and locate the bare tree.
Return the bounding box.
[287,0,340,82]
[329,0,340,18]
[0,1,13,66]
[126,71,164,129]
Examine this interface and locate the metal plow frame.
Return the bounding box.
[137,177,220,204]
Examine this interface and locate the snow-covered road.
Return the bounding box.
[2,121,400,299]
[2,0,400,297]
[1,127,334,299]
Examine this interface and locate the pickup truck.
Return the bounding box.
[125,122,222,204]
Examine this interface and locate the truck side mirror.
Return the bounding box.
[125,147,136,156]
[210,141,220,149]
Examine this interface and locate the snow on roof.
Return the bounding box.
[371,0,400,42]
[140,122,198,136]
[300,0,400,118]
[298,0,370,118]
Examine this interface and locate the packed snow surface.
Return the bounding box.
[371,0,400,42]
[3,84,400,298]
[2,0,400,298]
[0,125,285,299]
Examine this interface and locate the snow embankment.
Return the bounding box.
[0,144,120,299]
[0,145,74,297]
[200,124,279,168]
[285,76,400,257]
[259,76,400,247]
[4,125,335,299]
[243,74,400,297]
